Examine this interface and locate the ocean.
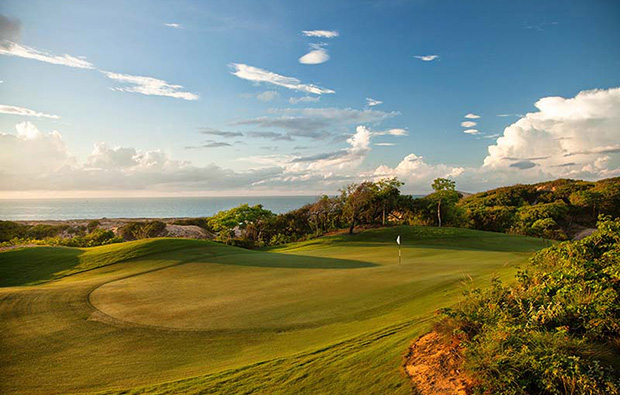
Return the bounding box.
[0,196,321,221]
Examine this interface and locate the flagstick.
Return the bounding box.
[398,244,401,264]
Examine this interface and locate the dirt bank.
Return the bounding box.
[403,331,474,395]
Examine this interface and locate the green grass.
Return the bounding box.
[0,226,545,394]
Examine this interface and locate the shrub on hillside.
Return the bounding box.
[438,217,620,394]
[0,220,28,242]
[119,221,167,241]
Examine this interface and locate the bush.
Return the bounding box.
[0,220,27,242]
[439,217,620,394]
[119,221,167,241]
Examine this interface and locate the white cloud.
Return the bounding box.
[257,90,280,102]
[164,23,182,29]
[414,55,439,62]
[375,143,396,146]
[302,30,339,38]
[366,97,383,107]
[0,122,76,189]
[483,87,620,180]
[371,154,464,189]
[0,42,94,69]
[3,88,619,196]
[299,46,330,64]
[464,113,480,119]
[289,96,320,104]
[0,122,281,193]
[0,104,59,119]
[101,71,199,100]
[368,88,620,193]
[461,121,477,128]
[463,129,480,135]
[230,63,335,95]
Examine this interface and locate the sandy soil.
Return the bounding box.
[404,331,474,395]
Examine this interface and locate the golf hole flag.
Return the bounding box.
[396,235,401,263]
[396,235,401,245]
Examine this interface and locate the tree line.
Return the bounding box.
[1,176,618,248]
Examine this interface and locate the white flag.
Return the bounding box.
[396,235,401,245]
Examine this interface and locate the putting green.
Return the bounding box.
[0,226,545,394]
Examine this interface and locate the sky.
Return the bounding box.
[0,0,619,198]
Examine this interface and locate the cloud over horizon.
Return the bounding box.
[1,88,619,196]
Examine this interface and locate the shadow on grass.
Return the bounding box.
[0,247,83,287]
[181,248,378,269]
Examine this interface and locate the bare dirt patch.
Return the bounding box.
[404,331,474,395]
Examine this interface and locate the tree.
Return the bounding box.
[375,178,404,225]
[341,181,376,234]
[431,178,457,227]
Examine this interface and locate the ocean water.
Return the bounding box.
[0,196,320,221]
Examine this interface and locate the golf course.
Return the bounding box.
[0,226,545,394]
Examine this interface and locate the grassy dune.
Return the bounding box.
[0,226,545,394]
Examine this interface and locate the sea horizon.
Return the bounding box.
[0,196,321,221]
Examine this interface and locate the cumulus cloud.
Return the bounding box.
[365,88,620,193]
[371,153,464,188]
[302,30,339,38]
[366,97,383,107]
[375,142,396,146]
[464,113,480,119]
[414,55,439,62]
[229,63,335,95]
[164,23,182,29]
[461,121,477,128]
[0,104,60,119]
[483,87,620,181]
[289,96,320,104]
[0,122,282,193]
[0,122,76,189]
[463,129,480,135]
[102,71,199,100]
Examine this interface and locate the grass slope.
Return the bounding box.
[0,226,545,394]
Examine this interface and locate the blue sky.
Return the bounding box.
[1,0,619,197]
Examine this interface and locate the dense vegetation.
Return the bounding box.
[438,217,620,394]
[459,178,620,239]
[1,177,619,249]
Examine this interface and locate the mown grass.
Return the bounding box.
[0,226,545,394]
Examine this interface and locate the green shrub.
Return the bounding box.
[119,221,167,241]
[440,217,620,394]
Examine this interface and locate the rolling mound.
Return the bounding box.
[0,226,545,394]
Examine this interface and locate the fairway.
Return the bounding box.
[0,226,545,394]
